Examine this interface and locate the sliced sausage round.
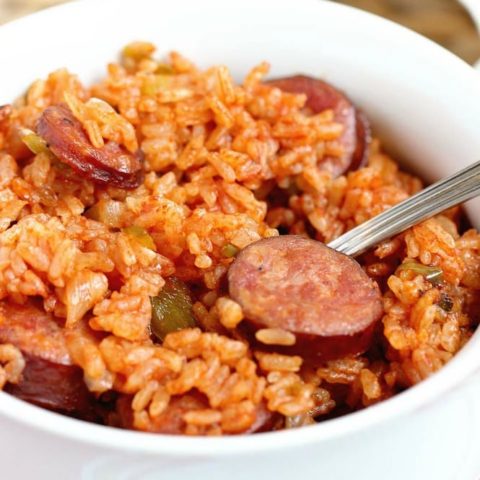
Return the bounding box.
[37,104,143,189]
[5,354,95,418]
[244,401,277,434]
[115,394,192,434]
[0,302,95,417]
[131,394,207,434]
[116,393,274,435]
[228,235,383,361]
[0,302,70,365]
[268,75,371,176]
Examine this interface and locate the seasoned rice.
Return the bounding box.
[0,41,479,435]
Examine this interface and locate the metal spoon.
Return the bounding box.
[227,160,480,357]
[327,159,480,257]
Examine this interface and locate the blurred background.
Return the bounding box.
[0,0,479,64]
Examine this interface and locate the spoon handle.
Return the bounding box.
[328,159,480,257]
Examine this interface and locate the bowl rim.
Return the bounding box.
[1,0,480,456]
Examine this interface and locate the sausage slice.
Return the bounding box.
[0,302,70,365]
[116,394,275,435]
[268,75,371,176]
[37,104,143,189]
[116,394,199,434]
[5,354,94,417]
[0,302,94,417]
[228,236,383,361]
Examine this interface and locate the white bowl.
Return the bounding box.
[2,0,480,478]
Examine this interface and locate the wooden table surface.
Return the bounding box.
[1,0,479,64]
